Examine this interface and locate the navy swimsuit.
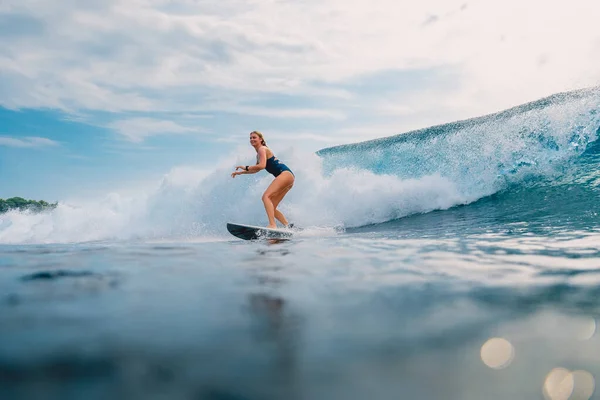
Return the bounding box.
[264,156,294,177]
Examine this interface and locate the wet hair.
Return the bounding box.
[250,131,266,146]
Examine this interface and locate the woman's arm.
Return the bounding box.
[231,147,267,178]
[231,165,258,177]
[248,147,267,172]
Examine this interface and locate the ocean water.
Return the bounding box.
[1,88,600,400]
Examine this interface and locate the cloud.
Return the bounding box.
[107,117,198,142]
[0,0,598,135]
[422,14,440,26]
[0,136,60,148]
[226,105,346,120]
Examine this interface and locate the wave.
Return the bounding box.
[317,87,600,194]
[1,88,599,244]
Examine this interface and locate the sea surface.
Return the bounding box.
[1,88,600,400]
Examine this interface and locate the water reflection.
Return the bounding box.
[247,293,302,400]
[245,249,303,400]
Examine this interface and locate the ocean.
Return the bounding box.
[1,87,599,400]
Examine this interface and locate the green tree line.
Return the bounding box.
[0,197,58,214]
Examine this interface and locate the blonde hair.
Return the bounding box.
[250,131,266,146]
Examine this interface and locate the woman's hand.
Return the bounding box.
[232,165,247,178]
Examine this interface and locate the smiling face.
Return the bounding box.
[249,131,265,148]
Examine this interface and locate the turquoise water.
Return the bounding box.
[1,88,600,399]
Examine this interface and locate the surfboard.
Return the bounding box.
[226,222,294,241]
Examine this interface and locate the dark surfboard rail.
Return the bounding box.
[226,222,294,240]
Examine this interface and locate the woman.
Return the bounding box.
[231,131,295,229]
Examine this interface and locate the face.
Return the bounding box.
[249,133,261,146]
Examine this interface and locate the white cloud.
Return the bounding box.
[0,0,598,137]
[107,117,198,142]
[0,136,60,148]
[226,105,346,120]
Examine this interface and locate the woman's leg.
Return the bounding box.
[262,172,294,228]
[272,183,293,226]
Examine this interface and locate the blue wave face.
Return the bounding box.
[317,88,600,201]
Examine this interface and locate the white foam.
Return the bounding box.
[0,150,472,244]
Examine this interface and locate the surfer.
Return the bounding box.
[231,131,295,229]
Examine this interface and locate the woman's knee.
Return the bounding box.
[262,192,273,203]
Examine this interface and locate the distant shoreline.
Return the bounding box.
[0,197,57,214]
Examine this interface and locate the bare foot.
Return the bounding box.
[266,224,277,229]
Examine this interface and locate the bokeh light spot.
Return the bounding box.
[570,370,595,400]
[543,368,574,400]
[575,317,596,341]
[480,337,515,369]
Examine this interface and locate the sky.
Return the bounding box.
[1,0,599,200]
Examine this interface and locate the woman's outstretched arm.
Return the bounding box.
[231,147,267,178]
